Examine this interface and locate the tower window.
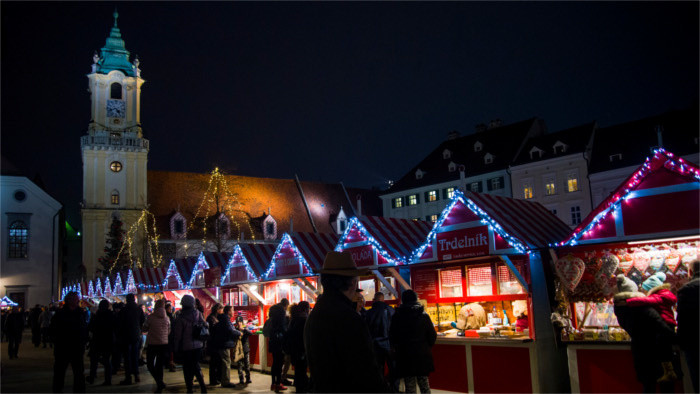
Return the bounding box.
[111,191,120,205]
[110,83,122,100]
[110,161,123,172]
[8,221,29,259]
[174,220,184,234]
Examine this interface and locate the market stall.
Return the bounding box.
[1,295,19,309]
[407,189,571,393]
[554,149,699,393]
[335,216,432,305]
[219,243,277,371]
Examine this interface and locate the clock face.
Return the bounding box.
[106,99,126,118]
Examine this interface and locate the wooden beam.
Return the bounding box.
[239,284,266,305]
[293,278,318,301]
[301,277,321,294]
[386,267,411,291]
[499,255,530,293]
[371,269,399,298]
[201,287,220,303]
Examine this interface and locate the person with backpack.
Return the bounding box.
[265,298,289,392]
[173,295,208,393]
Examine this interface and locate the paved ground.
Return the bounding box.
[1,332,458,393]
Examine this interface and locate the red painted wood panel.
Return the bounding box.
[471,345,532,393]
[621,189,699,236]
[429,343,468,393]
[636,167,695,190]
[576,348,642,393]
[249,334,260,365]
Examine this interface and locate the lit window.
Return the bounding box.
[497,264,525,295]
[393,197,403,208]
[523,185,533,199]
[427,190,437,202]
[467,265,493,296]
[111,191,120,205]
[567,174,579,192]
[408,194,418,206]
[545,179,556,195]
[110,161,123,172]
[571,206,582,225]
[428,214,438,223]
[446,187,455,199]
[439,268,463,298]
[290,283,302,304]
[8,221,28,259]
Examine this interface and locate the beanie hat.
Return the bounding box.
[642,272,666,292]
[401,289,418,304]
[616,274,638,293]
[181,294,195,308]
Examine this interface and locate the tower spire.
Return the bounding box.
[113,8,119,27]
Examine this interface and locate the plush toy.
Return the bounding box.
[451,303,487,330]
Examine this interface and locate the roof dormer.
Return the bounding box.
[442,149,452,159]
[170,211,187,240]
[415,169,425,180]
[484,153,494,164]
[529,146,544,160]
[553,140,568,154]
[474,141,483,152]
[448,161,457,172]
[335,206,348,235]
[262,214,277,240]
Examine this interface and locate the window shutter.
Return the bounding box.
[391,199,396,209]
[498,177,504,189]
[487,179,493,191]
[478,182,483,193]
[416,194,420,203]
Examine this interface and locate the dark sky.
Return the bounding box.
[2,2,698,228]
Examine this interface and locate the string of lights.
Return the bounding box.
[113,272,124,295]
[109,208,164,272]
[263,233,315,279]
[186,253,210,288]
[334,218,408,266]
[221,244,259,284]
[161,260,187,290]
[126,269,138,294]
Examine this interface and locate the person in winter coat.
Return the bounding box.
[39,305,55,348]
[173,295,208,393]
[365,292,397,391]
[677,260,699,392]
[614,274,676,393]
[205,303,222,386]
[234,319,253,385]
[6,306,25,359]
[50,292,89,393]
[110,302,124,374]
[390,290,437,394]
[165,301,177,372]
[267,298,290,392]
[143,299,171,393]
[212,306,241,388]
[285,301,310,393]
[87,300,115,386]
[304,252,388,393]
[621,272,678,383]
[29,304,42,347]
[117,293,146,385]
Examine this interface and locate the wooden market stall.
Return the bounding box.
[553,149,699,393]
[407,190,572,393]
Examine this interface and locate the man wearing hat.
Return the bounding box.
[304,252,388,393]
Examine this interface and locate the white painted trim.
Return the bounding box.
[239,284,266,305]
[342,240,369,249]
[567,347,580,393]
[626,182,699,199]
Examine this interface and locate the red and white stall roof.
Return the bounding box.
[263,232,338,280]
[561,148,700,246]
[411,190,571,263]
[336,216,433,267]
[221,243,276,285]
[132,266,168,293]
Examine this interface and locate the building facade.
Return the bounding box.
[1,173,62,307]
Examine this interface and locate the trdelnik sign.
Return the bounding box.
[436,226,490,260]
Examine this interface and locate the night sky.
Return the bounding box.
[2,2,698,228]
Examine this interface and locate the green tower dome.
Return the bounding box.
[97,10,136,77]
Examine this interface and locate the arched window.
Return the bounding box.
[8,221,28,258]
[110,83,122,100]
[111,190,120,205]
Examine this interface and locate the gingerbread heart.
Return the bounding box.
[555,254,585,292]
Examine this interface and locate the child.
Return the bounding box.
[623,272,678,382]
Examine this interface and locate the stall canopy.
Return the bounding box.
[411,189,572,263]
[132,266,168,294]
[561,148,700,246]
[263,232,338,279]
[222,243,277,285]
[336,216,433,267]
[1,296,18,308]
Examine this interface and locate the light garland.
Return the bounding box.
[221,244,259,284]
[558,148,700,247]
[162,259,187,290]
[186,253,210,288]
[113,272,124,295]
[126,269,138,294]
[88,280,95,298]
[95,278,103,298]
[109,207,164,272]
[409,189,528,263]
[334,218,405,265]
[103,277,113,297]
[186,167,256,257]
[264,233,315,279]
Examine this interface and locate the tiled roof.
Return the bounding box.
[147,170,381,240]
[589,104,699,174]
[385,118,545,194]
[512,122,596,166]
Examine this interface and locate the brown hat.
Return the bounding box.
[318,251,370,276]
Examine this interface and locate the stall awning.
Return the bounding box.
[203,252,232,270]
[237,243,278,278]
[291,232,339,271]
[133,266,168,292]
[562,149,700,246]
[465,191,572,249]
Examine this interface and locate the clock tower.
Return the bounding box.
[81,10,148,277]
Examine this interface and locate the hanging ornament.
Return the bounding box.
[596,254,619,297]
[555,254,585,292]
[616,249,634,274]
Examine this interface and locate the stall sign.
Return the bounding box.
[204,267,221,287]
[228,255,252,283]
[436,225,489,260]
[346,244,376,267]
[412,268,438,301]
[274,246,301,277]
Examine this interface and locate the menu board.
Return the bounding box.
[436,225,490,260]
[412,269,438,301]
